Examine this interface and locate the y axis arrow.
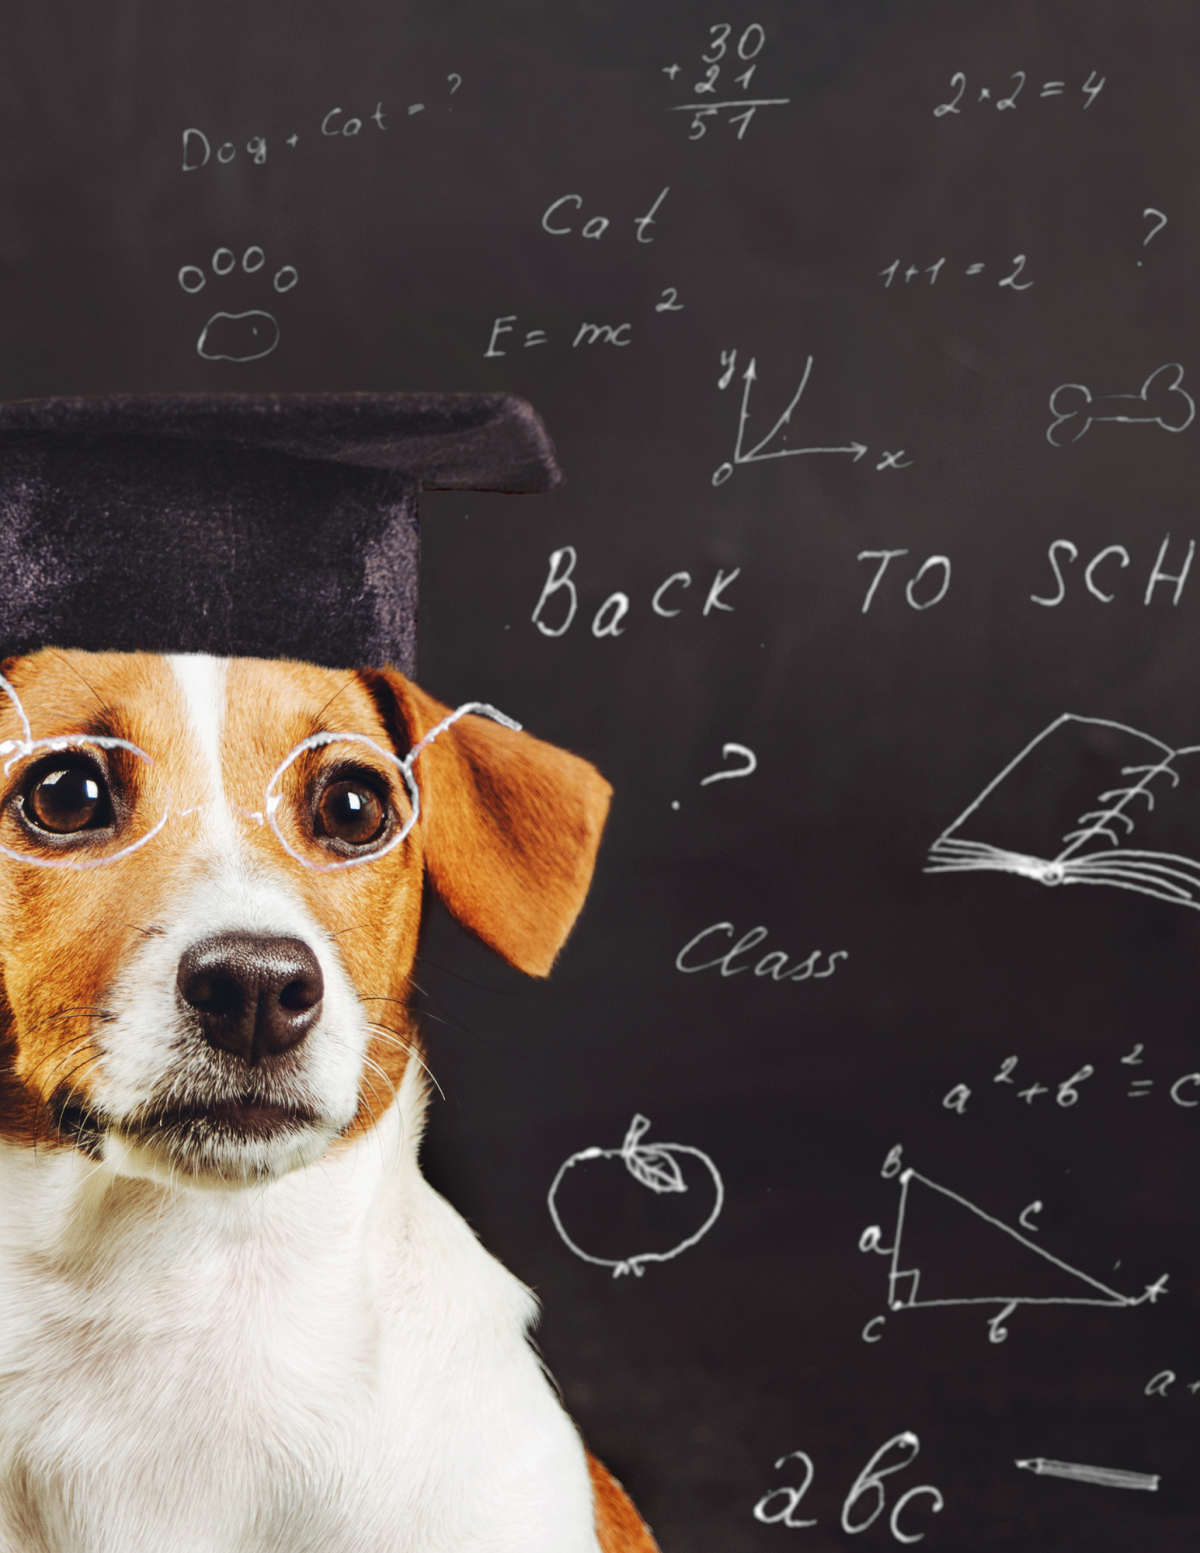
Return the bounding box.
[713,355,868,484]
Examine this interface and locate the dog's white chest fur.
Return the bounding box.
[0,1080,598,1553]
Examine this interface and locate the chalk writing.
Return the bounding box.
[1030,534,1195,606]
[927,714,1200,910]
[699,743,757,785]
[860,1149,1167,1340]
[320,103,392,135]
[182,128,270,169]
[486,308,685,355]
[675,922,846,982]
[712,354,869,485]
[1047,364,1195,445]
[180,86,446,169]
[540,187,669,243]
[1142,208,1168,249]
[945,1049,1200,1113]
[843,1435,943,1541]
[753,1452,817,1529]
[1172,1074,1200,1105]
[1145,1368,1200,1398]
[858,551,951,612]
[753,1432,943,1542]
[666,22,788,140]
[530,547,740,637]
[932,69,1104,116]
[880,254,1033,290]
[547,1113,723,1277]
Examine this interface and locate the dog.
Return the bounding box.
[0,647,657,1553]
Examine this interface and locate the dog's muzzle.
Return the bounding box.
[176,932,325,1066]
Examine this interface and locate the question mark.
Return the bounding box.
[447,73,462,94]
[1140,207,1168,265]
[699,743,757,785]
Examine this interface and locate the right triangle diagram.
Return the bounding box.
[887,1168,1154,1314]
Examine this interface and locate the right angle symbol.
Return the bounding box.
[860,1151,1167,1341]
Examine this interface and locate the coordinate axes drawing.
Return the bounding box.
[860,1151,1167,1342]
[926,714,1200,910]
[712,353,869,485]
[547,1113,724,1277]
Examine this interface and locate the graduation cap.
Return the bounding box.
[0,392,561,676]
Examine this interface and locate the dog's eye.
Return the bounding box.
[26,763,111,834]
[316,780,387,846]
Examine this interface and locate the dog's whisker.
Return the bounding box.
[27,1035,95,1089]
[311,674,360,727]
[44,649,108,715]
[412,986,498,1049]
[415,958,522,997]
[359,1068,393,1116]
[364,1023,445,1102]
[117,922,166,940]
[50,1054,102,1104]
[32,1052,104,1141]
[23,1006,111,1040]
[400,977,503,1047]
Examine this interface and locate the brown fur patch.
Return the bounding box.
[366,672,612,978]
[587,1454,660,1552]
[0,649,610,1148]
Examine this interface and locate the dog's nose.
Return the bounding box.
[177,934,324,1064]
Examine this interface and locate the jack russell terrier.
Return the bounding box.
[0,646,657,1553]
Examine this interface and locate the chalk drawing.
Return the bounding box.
[860,1146,1167,1341]
[547,1113,723,1277]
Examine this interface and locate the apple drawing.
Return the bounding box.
[547,1113,724,1277]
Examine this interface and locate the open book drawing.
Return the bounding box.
[927,714,1200,909]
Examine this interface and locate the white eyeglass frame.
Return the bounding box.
[0,673,519,873]
[263,701,520,872]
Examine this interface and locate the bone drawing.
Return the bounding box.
[926,713,1200,910]
[1046,362,1194,445]
[547,1113,724,1277]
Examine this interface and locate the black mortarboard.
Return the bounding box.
[0,393,561,675]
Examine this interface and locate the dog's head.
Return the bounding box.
[0,650,610,1186]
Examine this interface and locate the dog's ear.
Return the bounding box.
[362,670,612,977]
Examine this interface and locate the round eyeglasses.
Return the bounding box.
[0,672,518,872]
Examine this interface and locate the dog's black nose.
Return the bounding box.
[177,934,324,1064]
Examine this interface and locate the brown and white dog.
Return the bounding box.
[0,648,656,1553]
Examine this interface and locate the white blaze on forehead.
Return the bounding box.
[169,654,230,807]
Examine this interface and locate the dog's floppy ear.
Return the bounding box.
[364,670,612,977]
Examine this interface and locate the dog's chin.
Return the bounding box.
[100,1103,343,1189]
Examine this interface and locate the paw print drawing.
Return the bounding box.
[178,247,299,362]
[547,1113,724,1278]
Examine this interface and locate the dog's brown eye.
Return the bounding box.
[27,764,110,834]
[316,780,386,846]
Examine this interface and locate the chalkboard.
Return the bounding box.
[2,2,1199,1547]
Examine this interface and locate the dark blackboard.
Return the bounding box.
[2,1,1199,1546]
